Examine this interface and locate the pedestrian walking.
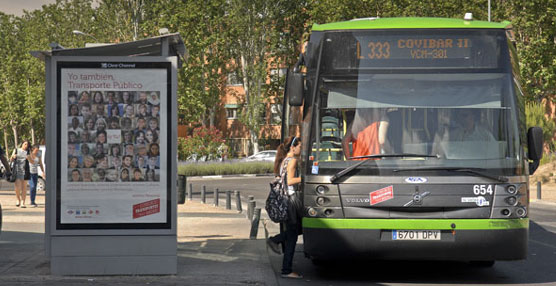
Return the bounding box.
[267,136,303,279]
[27,144,45,207]
[10,141,30,208]
[0,143,12,180]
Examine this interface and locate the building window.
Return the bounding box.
[227,72,242,86]
[226,108,238,119]
[271,104,282,124]
[270,68,287,82]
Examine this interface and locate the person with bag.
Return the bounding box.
[266,136,303,279]
[10,141,30,208]
[26,145,45,208]
[0,143,12,179]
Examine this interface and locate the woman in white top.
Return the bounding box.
[27,144,45,207]
[10,141,30,208]
[267,136,303,279]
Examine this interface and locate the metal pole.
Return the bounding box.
[177,175,186,204]
[248,199,256,221]
[201,185,206,204]
[234,191,242,213]
[537,181,542,200]
[249,208,262,239]
[214,188,219,207]
[188,183,193,201]
[226,190,232,210]
[488,0,491,22]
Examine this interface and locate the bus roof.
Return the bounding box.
[312,17,511,31]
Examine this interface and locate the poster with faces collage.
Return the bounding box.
[67,90,161,183]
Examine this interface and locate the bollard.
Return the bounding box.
[214,188,219,207]
[201,185,206,204]
[249,208,262,239]
[247,196,255,219]
[177,175,186,204]
[248,200,256,221]
[537,181,542,200]
[234,190,242,213]
[188,183,193,201]
[226,190,232,210]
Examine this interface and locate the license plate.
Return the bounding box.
[392,230,441,240]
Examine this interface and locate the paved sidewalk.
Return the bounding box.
[0,186,281,285]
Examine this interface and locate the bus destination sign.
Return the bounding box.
[356,37,472,60]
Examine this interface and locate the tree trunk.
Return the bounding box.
[30,118,36,145]
[3,131,9,156]
[11,123,18,150]
[250,130,259,155]
[240,54,255,155]
[209,107,215,127]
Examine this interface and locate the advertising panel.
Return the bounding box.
[57,61,171,229]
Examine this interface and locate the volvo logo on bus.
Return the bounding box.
[405,177,428,184]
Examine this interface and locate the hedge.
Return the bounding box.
[178,161,273,176]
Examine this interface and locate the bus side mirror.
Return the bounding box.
[528,127,543,160]
[527,126,543,174]
[287,72,304,107]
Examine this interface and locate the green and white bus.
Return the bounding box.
[282,16,543,265]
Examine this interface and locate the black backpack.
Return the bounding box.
[265,158,292,223]
[265,178,289,223]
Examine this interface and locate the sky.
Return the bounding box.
[0,0,57,16]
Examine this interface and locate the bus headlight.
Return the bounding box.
[307,207,318,217]
[516,207,527,217]
[316,185,328,195]
[505,196,517,206]
[316,197,326,206]
[501,209,511,216]
[506,185,517,194]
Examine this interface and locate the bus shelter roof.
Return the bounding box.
[31,33,186,65]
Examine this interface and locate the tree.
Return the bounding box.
[143,0,233,127]
[229,0,308,155]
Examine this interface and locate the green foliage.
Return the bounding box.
[526,102,556,151]
[1,0,555,154]
[540,153,556,166]
[178,161,273,176]
[177,126,226,161]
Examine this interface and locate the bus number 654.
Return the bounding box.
[473,185,493,195]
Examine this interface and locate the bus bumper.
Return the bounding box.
[302,218,528,261]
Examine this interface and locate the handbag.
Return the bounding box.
[7,160,17,183]
[23,159,30,180]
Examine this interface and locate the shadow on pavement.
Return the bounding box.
[0,230,275,285]
[267,221,556,285]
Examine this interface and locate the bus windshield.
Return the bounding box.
[309,30,521,176]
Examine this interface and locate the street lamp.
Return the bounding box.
[72,30,98,42]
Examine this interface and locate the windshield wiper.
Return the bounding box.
[330,153,439,183]
[393,167,509,183]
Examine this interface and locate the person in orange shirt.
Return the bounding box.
[342,108,389,159]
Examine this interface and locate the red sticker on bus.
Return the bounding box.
[133,199,160,219]
[369,186,394,205]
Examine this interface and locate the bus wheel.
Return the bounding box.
[470,260,495,267]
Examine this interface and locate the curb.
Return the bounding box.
[530,199,556,208]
